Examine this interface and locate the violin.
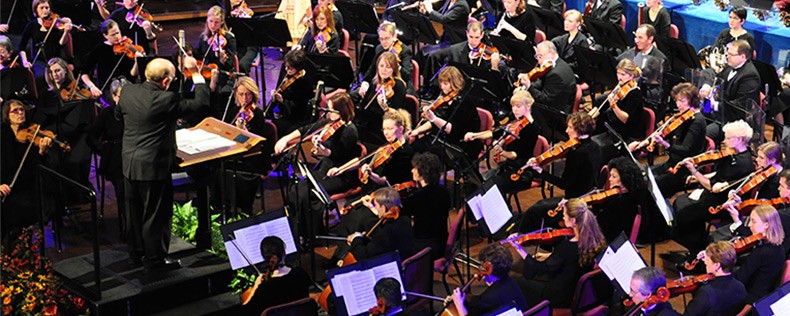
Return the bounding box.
[709,197,790,216]
[16,124,71,152]
[310,119,345,155]
[707,165,780,214]
[468,44,512,62]
[511,138,580,181]
[183,60,219,79]
[59,80,93,101]
[623,287,670,316]
[548,187,624,217]
[208,29,228,52]
[684,234,764,270]
[393,181,418,192]
[41,13,86,32]
[360,139,405,184]
[638,109,698,152]
[608,80,637,108]
[266,69,306,110]
[240,254,279,305]
[125,4,163,31]
[389,40,403,60]
[666,274,715,296]
[492,116,531,163]
[515,61,554,87]
[416,90,459,127]
[112,37,146,59]
[231,1,254,18]
[440,262,493,316]
[314,28,332,53]
[363,78,396,111]
[500,228,575,246]
[234,103,255,130]
[668,147,738,174]
[369,297,388,316]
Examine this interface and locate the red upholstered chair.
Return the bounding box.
[260,297,318,316]
[329,143,367,215]
[535,30,547,44]
[405,95,420,128]
[643,107,656,138]
[779,259,790,286]
[669,24,679,39]
[573,84,583,113]
[341,29,350,52]
[523,300,552,316]
[630,206,642,245]
[508,135,550,213]
[434,209,466,294]
[552,269,613,316]
[411,59,420,93]
[621,14,626,31]
[401,247,434,313]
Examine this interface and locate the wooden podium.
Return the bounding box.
[176,117,266,167]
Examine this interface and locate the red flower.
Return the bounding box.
[43,305,58,315]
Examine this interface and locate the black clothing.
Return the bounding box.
[422,41,502,93]
[496,9,538,43]
[86,104,126,238]
[271,72,313,135]
[592,86,645,163]
[241,267,311,316]
[19,20,67,61]
[401,184,451,259]
[540,137,601,198]
[109,6,155,54]
[362,41,414,89]
[0,123,47,241]
[642,302,681,316]
[641,7,671,38]
[654,112,707,198]
[372,140,415,186]
[683,275,746,316]
[588,0,624,25]
[713,30,756,53]
[551,32,591,75]
[467,276,530,315]
[595,190,640,243]
[733,242,784,304]
[528,58,577,115]
[427,0,470,45]
[519,238,595,308]
[221,106,272,214]
[353,79,408,146]
[716,60,761,123]
[536,0,564,14]
[434,97,483,160]
[349,215,416,261]
[81,43,136,89]
[196,30,238,94]
[486,121,539,195]
[755,173,781,199]
[299,28,340,55]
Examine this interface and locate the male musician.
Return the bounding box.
[372,278,407,315]
[617,24,669,74]
[362,22,414,93]
[628,267,680,316]
[587,0,623,25]
[684,241,746,315]
[109,0,156,55]
[420,0,470,46]
[115,57,209,272]
[700,40,760,142]
[517,41,575,133]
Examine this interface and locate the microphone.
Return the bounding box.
[502,128,520,140]
[317,107,340,113]
[178,29,185,52]
[311,80,324,118]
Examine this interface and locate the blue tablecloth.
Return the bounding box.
[622,0,691,39]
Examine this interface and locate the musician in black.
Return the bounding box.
[353,52,408,148]
[80,19,139,98]
[295,5,339,55]
[269,50,312,135]
[196,6,237,97]
[490,0,537,43]
[347,187,416,261]
[401,152,450,260]
[640,0,671,38]
[712,7,755,52]
[628,267,680,316]
[108,0,156,55]
[517,41,576,129]
[684,241,746,315]
[550,10,592,76]
[240,236,311,316]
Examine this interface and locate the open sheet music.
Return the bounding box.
[223,215,298,270]
[755,280,790,315]
[596,234,647,296]
[331,260,404,316]
[467,184,512,235]
[176,128,236,155]
[646,168,673,225]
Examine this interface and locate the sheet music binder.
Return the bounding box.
[595,233,648,298]
[327,252,406,316]
[176,117,266,167]
[220,208,299,270]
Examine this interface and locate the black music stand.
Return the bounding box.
[448,61,509,107]
[489,34,537,72]
[531,5,564,39]
[753,59,782,97]
[655,36,701,75]
[0,68,37,103]
[584,16,632,52]
[335,0,380,66]
[574,45,619,96]
[227,17,291,103]
[304,53,354,91]
[392,10,440,53]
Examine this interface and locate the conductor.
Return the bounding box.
[115,57,210,272]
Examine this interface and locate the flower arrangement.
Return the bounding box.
[0,227,90,315]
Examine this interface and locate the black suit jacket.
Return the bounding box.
[684,275,746,316]
[428,0,470,45]
[718,60,761,122]
[528,58,577,113]
[589,0,624,25]
[618,45,670,74]
[551,32,591,72]
[116,81,210,181]
[536,0,564,14]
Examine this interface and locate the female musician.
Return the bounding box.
[518,112,602,233]
[372,278,406,315]
[354,52,407,147]
[401,152,450,260]
[745,141,783,199]
[1,100,53,242]
[448,243,529,315]
[464,90,539,194]
[240,236,311,316]
[590,58,645,163]
[317,0,345,48]
[713,7,756,53]
[0,35,32,70]
[640,0,671,38]
[670,120,754,266]
[550,10,591,75]
[347,109,414,186]
[196,6,237,94]
[346,187,415,262]
[80,19,140,98]
[631,83,707,198]
[490,0,537,43]
[19,0,72,64]
[229,0,257,73]
[408,66,482,161]
[269,50,312,135]
[513,198,607,308]
[108,0,156,55]
[684,241,746,315]
[86,77,128,241]
[274,92,360,238]
[628,267,680,316]
[295,5,339,55]
[44,57,94,104]
[594,157,647,242]
[362,22,414,94]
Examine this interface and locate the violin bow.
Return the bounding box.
[2,125,41,204]
[129,3,143,30]
[30,14,61,66]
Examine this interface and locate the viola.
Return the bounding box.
[666,274,715,296]
[310,119,346,155]
[234,103,255,130]
[684,234,764,270]
[501,228,575,246]
[709,197,790,216]
[642,109,698,152]
[511,138,580,181]
[364,78,396,111]
[360,139,405,184]
[416,90,459,127]
[440,262,493,316]
[231,1,254,18]
[125,4,163,31]
[492,116,531,163]
[608,79,637,109]
[548,187,624,217]
[208,29,228,52]
[515,61,554,87]
[314,28,332,53]
[389,40,403,60]
[112,37,146,59]
[41,13,86,32]
[59,80,93,101]
[668,147,738,174]
[623,287,670,316]
[468,43,512,62]
[369,297,388,316]
[16,124,71,152]
[708,165,780,214]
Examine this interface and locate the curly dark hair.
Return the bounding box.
[411,152,443,186]
[607,157,645,193]
[478,243,512,278]
[567,112,595,136]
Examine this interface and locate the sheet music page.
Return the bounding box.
[335,270,377,316]
[263,217,298,255]
[771,293,790,315]
[467,194,483,220]
[480,185,512,233]
[371,262,405,297]
[176,128,235,155]
[488,307,523,316]
[235,223,269,264]
[224,240,249,270]
[599,241,646,294]
[646,168,673,225]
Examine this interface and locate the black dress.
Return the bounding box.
[353,78,408,147]
[270,72,313,135]
[19,20,67,61]
[81,43,137,89]
[654,112,707,198]
[401,184,451,259]
[240,267,312,316]
[349,215,416,261]
[641,6,671,38]
[496,9,537,43]
[1,123,48,242]
[684,275,746,316]
[298,28,340,55]
[485,119,539,195]
[196,30,238,95]
[550,32,591,75]
[519,238,595,308]
[713,29,756,53]
[592,86,645,163]
[466,275,530,315]
[221,106,272,214]
[733,241,785,304]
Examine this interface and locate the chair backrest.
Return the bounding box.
[562,2,567,15]
[535,30,546,44]
[643,107,656,139]
[779,259,790,286]
[443,209,465,260]
[341,29,350,52]
[523,300,551,316]
[260,297,318,316]
[620,14,626,31]
[669,24,679,39]
[401,247,433,304]
[411,59,420,92]
[234,54,240,73]
[570,269,614,314]
[705,136,716,151]
[476,107,494,133]
[573,84,582,113]
[630,206,642,245]
[598,165,610,190]
[534,135,549,157]
[405,95,420,128]
[260,120,278,157]
[577,304,610,316]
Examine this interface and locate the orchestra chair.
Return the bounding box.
[598,165,609,190]
[234,54,240,73]
[477,107,495,159]
[669,24,679,39]
[411,59,420,93]
[736,305,753,316]
[405,95,420,129]
[256,120,278,209]
[260,297,318,316]
[630,206,642,245]
[640,107,656,165]
[523,300,551,316]
[620,15,626,31]
[572,84,583,113]
[507,135,550,213]
[401,247,434,314]
[534,30,546,44]
[552,269,613,316]
[434,208,466,294]
[64,33,74,60]
[328,142,367,224]
[780,259,790,286]
[562,2,567,15]
[341,29,350,52]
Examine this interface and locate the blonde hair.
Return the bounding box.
[722,120,753,141]
[202,6,228,39]
[233,76,260,106]
[751,205,785,246]
[378,21,397,36]
[617,59,643,77]
[438,66,465,94]
[565,198,607,267]
[564,10,583,24]
[45,57,74,90]
[467,20,484,33]
[383,108,412,133]
[510,90,534,108]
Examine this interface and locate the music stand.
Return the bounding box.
[489,34,537,72]
[584,17,632,52]
[391,10,440,54]
[335,0,380,66]
[655,36,701,75]
[530,5,564,39]
[448,61,509,106]
[227,17,291,103]
[304,53,354,91]
[574,45,619,96]
[0,68,37,102]
[752,59,782,97]
[220,208,299,271]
